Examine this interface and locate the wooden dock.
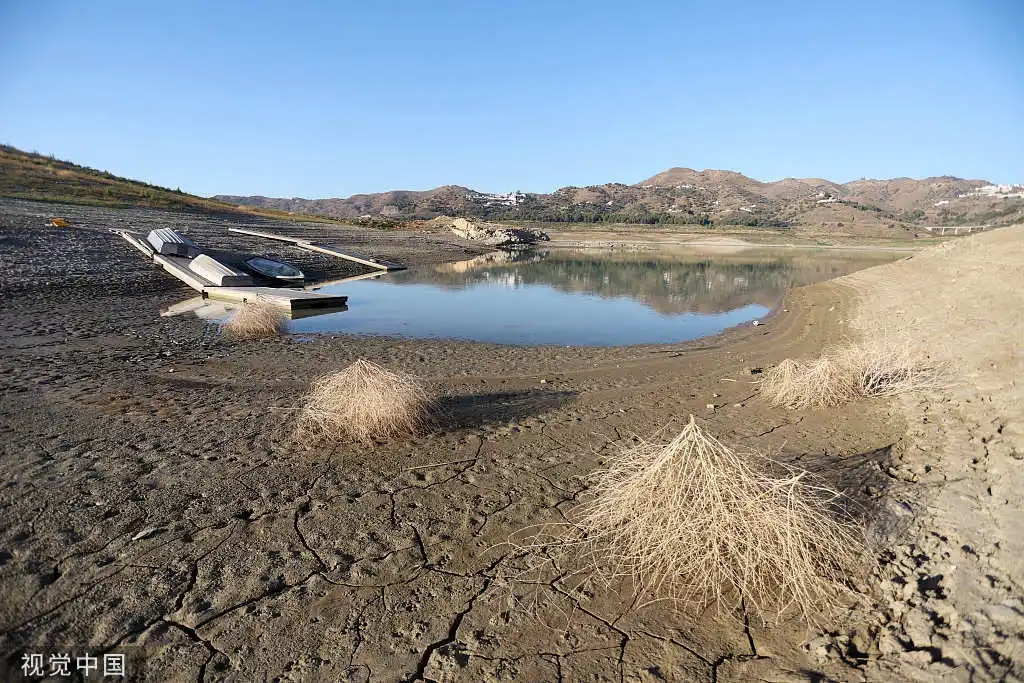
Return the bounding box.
[205,286,347,310]
[116,231,349,313]
[227,227,406,271]
[162,295,347,320]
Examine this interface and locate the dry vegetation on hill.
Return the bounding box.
[0,144,341,222]
[217,166,1024,234]
[4,143,1019,234]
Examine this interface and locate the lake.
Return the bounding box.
[283,247,905,346]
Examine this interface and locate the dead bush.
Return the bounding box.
[221,301,284,340]
[789,356,859,409]
[570,416,867,622]
[839,340,946,397]
[763,340,944,409]
[296,359,436,444]
[758,358,802,407]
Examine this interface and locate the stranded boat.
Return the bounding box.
[146,228,200,257]
[244,256,305,284]
[117,229,347,313]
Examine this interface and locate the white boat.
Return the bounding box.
[146,228,200,257]
[188,254,254,287]
[244,257,305,284]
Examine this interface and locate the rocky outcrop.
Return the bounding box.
[445,217,549,248]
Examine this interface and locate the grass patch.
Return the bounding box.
[221,301,284,341]
[296,359,436,444]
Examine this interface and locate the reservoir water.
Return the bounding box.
[284,247,904,346]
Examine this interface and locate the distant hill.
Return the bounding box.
[218,168,1024,234]
[5,143,1019,234]
[0,145,340,222]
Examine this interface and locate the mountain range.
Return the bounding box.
[215,169,1024,233]
[1,144,1019,234]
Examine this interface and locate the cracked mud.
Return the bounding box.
[2,199,1020,682]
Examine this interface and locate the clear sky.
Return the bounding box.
[2,1,1022,198]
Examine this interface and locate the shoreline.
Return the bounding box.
[547,236,926,252]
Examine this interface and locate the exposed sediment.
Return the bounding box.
[829,227,1024,681]
[1,197,1019,681]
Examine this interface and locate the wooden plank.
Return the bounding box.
[227,227,406,271]
[116,230,156,258]
[203,286,348,311]
[300,242,405,271]
[227,226,300,244]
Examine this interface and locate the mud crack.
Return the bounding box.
[404,578,492,682]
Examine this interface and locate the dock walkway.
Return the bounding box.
[226,227,406,271]
[115,231,349,312]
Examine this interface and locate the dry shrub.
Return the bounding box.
[759,355,857,409]
[571,416,867,622]
[758,358,802,406]
[221,301,284,340]
[297,359,436,444]
[763,341,944,409]
[789,356,859,409]
[838,340,946,397]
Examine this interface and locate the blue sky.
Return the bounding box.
[1,1,1022,197]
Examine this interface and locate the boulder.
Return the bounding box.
[448,217,549,247]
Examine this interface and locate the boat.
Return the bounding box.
[146,228,200,257]
[244,257,305,284]
[188,253,254,287]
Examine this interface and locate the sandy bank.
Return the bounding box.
[832,225,1024,681]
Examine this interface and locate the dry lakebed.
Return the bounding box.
[1,199,1022,682]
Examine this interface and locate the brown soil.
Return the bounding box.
[1,198,1019,682]
[829,227,1024,681]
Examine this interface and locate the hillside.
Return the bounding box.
[218,168,1024,234]
[0,145,340,222]
[4,143,1019,234]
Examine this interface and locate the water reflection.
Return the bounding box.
[166,248,901,346]
[284,247,901,346]
[380,248,897,315]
